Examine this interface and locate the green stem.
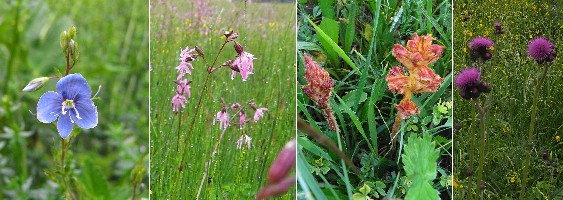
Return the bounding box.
[475,98,486,199]
[468,103,476,200]
[176,111,183,152]
[519,63,550,200]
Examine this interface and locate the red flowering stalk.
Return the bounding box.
[302,53,337,131]
[386,33,445,142]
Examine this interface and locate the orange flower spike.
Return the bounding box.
[396,98,420,119]
[302,53,334,109]
[395,33,445,69]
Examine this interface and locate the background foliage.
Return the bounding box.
[0,0,148,199]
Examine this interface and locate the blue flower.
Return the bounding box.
[37,73,98,139]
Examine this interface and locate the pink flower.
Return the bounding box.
[230,52,255,81]
[239,112,246,129]
[213,110,229,130]
[236,134,252,149]
[176,79,191,98]
[171,94,186,112]
[176,46,197,78]
[254,108,268,122]
[231,103,241,110]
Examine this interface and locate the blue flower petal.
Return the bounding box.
[57,113,74,139]
[56,73,92,101]
[71,98,98,129]
[37,91,63,123]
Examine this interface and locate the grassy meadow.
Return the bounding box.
[149,0,296,199]
[297,0,453,199]
[0,0,148,199]
[453,0,563,199]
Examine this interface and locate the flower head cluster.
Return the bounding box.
[469,37,494,61]
[454,67,491,99]
[387,33,445,119]
[172,46,199,112]
[302,53,334,109]
[527,37,556,64]
[494,22,504,34]
[236,134,252,149]
[301,53,338,131]
[37,73,98,139]
[212,98,267,150]
[230,42,256,81]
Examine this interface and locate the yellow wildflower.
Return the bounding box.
[556,135,560,142]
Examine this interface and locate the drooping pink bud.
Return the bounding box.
[267,139,296,184]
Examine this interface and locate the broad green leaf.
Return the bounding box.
[402,133,440,200]
[318,18,340,64]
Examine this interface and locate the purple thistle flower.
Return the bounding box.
[528,37,556,64]
[455,67,491,99]
[230,52,255,81]
[494,22,504,34]
[236,134,252,149]
[37,73,98,139]
[454,67,481,88]
[171,94,186,112]
[469,37,494,61]
[213,109,229,130]
[253,108,267,122]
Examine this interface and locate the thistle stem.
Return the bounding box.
[519,63,550,200]
[475,97,486,199]
[468,103,476,200]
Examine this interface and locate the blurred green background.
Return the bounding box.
[0,0,148,199]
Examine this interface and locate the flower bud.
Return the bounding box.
[234,41,244,55]
[195,46,205,58]
[256,176,295,200]
[22,77,50,92]
[70,40,79,61]
[225,32,239,42]
[268,139,296,184]
[68,26,77,40]
[465,168,473,177]
[479,81,491,93]
[60,31,69,52]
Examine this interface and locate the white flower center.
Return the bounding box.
[61,99,82,120]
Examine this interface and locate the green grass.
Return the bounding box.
[149,0,296,199]
[297,0,453,199]
[453,0,563,199]
[0,0,148,199]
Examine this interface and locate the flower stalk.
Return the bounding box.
[519,62,550,200]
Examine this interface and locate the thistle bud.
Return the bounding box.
[234,41,244,55]
[22,77,50,92]
[68,26,77,40]
[267,139,296,184]
[60,31,69,52]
